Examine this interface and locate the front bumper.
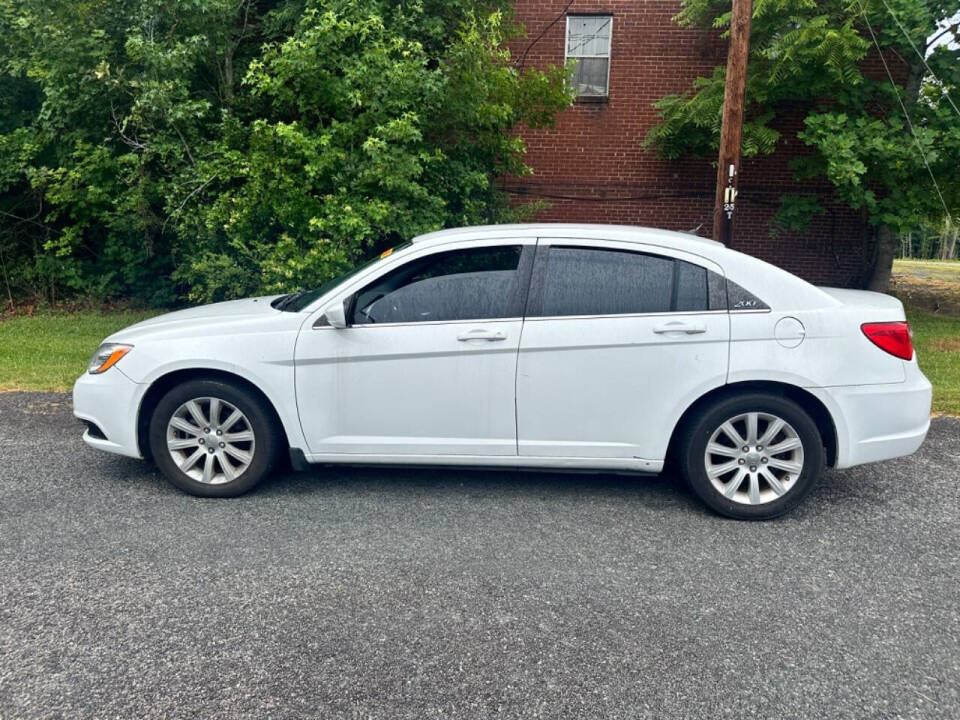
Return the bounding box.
[73,368,144,459]
[811,360,932,469]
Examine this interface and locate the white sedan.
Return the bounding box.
[74,224,931,519]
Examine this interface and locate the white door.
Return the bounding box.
[517,240,730,462]
[295,240,534,457]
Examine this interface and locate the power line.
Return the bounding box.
[855,0,954,221]
[878,0,960,120]
[502,185,835,205]
[517,0,576,72]
[503,187,712,203]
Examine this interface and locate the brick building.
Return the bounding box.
[507,0,875,287]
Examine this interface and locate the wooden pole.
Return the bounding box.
[712,0,753,245]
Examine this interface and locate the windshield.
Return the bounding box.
[278,243,411,312]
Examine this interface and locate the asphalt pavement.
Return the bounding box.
[1,392,958,719]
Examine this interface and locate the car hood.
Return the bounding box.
[106,295,292,343]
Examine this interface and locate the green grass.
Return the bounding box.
[909,310,960,416]
[891,258,960,315]
[893,258,960,280]
[0,306,958,415]
[0,310,158,392]
[889,259,960,413]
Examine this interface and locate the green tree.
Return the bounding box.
[644,0,960,291]
[0,0,572,305]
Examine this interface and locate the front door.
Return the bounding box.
[295,240,534,457]
[516,240,730,463]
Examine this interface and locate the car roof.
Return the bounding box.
[411,223,723,250]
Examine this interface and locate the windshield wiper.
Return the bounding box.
[272,288,309,311]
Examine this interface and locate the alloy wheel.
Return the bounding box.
[165,397,256,485]
[703,411,804,505]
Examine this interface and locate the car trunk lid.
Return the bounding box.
[816,287,905,320]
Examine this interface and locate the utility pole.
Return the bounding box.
[712,0,753,245]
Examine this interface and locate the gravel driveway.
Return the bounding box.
[1,392,958,719]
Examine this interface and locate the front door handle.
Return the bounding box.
[457,329,507,342]
[653,321,707,335]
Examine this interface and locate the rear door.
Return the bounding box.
[516,239,730,463]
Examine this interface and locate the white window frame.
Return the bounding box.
[564,14,613,98]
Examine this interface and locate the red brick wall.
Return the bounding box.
[507,0,876,287]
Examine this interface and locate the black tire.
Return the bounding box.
[148,379,281,497]
[678,393,825,520]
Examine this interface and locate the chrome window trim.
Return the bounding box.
[312,317,525,330]
[523,309,729,322]
[313,310,735,329]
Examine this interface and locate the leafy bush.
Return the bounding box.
[0,0,572,305]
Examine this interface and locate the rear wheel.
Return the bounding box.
[679,393,824,520]
[148,379,281,497]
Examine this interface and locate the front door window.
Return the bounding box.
[350,246,525,325]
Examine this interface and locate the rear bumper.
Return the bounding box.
[73,368,144,459]
[812,361,932,469]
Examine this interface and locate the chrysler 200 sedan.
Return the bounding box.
[74,224,932,520]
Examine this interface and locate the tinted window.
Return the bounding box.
[533,246,723,317]
[350,246,524,324]
[708,271,728,311]
[675,259,708,312]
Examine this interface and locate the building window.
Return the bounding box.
[565,15,612,97]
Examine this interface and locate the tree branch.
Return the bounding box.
[173,124,197,166]
[162,176,216,233]
[0,209,61,235]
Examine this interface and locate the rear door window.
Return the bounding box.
[528,245,725,317]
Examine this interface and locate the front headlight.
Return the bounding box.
[88,343,133,374]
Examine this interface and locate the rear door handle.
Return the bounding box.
[457,329,507,342]
[653,321,706,335]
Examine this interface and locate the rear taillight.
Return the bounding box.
[861,321,914,360]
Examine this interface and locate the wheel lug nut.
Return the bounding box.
[750,465,757,472]
[208,447,215,454]
[219,442,225,448]
[761,457,768,463]
[198,439,205,445]
[216,430,222,436]
[204,427,210,433]
[742,446,749,452]
[756,445,763,451]
[738,458,745,465]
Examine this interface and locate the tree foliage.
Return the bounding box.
[644,0,960,288]
[0,0,572,305]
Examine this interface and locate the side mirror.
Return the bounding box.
[322,300,347,329]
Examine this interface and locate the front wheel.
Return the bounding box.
[679,393,825,520]
[148,379,281,497]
